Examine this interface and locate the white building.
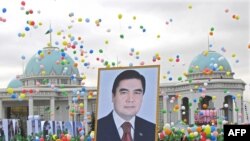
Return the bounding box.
[0,46,246,135]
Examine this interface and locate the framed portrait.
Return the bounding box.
[95,65,160,141]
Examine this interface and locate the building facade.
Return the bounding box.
[0,47,246,134]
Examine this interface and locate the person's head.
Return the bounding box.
[112,70,146,121]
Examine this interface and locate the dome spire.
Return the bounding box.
[44,23,59,50]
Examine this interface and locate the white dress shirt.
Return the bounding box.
[113,110,135,140]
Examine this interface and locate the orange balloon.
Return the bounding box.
[174,105,179,110]
[196,126,202,133]
[165,128,172,135]
[202,104,208,109]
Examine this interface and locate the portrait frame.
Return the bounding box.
[94,65,160,141]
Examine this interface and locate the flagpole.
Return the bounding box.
[49,24,52,47]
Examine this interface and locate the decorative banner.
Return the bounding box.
[194,110,217,125]
[0,119,21,141]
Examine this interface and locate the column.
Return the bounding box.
[233,99,237,124]
[50,96,55,120]
[84,94,89,135]
[190,97,198,125]
[163,95,167,124]
[0,99,2,119]
[177,98,181,122]
[28,96,34,116]
[68,95,72,120]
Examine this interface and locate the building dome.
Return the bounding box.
[188,50,232,74]
[7,78,22,88]
[24,47,79,77]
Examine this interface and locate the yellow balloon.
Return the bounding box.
[79,103,84,108]
[183,72,188,76]
[203,50,208,56]
[188,4,192,9]
[52,134,57,140]
[78,18,83,22]
[218,66,224,71]
[195,65,199,70]
[204,125,211,135]
[226,71,231,76]
[62,41,68,46]
[237,94,241,99]
[163,75,167,79]
[20,93,26,99]
[133,16,136,20]
[57,31,62,36]
[7,88,14,94]
[118,14,123,19]
[41,70,46,75]
[168,58,174,62]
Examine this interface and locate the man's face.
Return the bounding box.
[112,78,144,121]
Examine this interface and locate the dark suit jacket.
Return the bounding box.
[96,111,156,141]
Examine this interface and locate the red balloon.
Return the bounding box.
[21,1,26,6]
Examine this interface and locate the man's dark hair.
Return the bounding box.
[112,70,146,95]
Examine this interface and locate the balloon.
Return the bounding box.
[202,104,208,109]
[25,26,30,31]
[20,93,26,99]
[188,4,192,9]
[165,128,172,135]
[7,88,14,94]
[85,18,90,23]
[2,8,7,13]
[204,125,211,135]
[118,14,123,19]
[21,1,26,6]
[79,103,84,108]
[196,126,202,133]
[224,103,228,108]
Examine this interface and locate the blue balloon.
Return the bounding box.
[61,52,66,57]
[85,18,90,23]
[11,94,17,99]
[87,136,91,141]
[2,8,7,13]
[81,87,86,92]
[211,125,216,132]
[25,26,30,31]
[37,50,42,55]
[89,50,94,54]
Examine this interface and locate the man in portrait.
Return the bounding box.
[96,69,156,141]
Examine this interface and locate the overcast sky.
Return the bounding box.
[0,0,249,100]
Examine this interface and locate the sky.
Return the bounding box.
[0,0,249,101]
